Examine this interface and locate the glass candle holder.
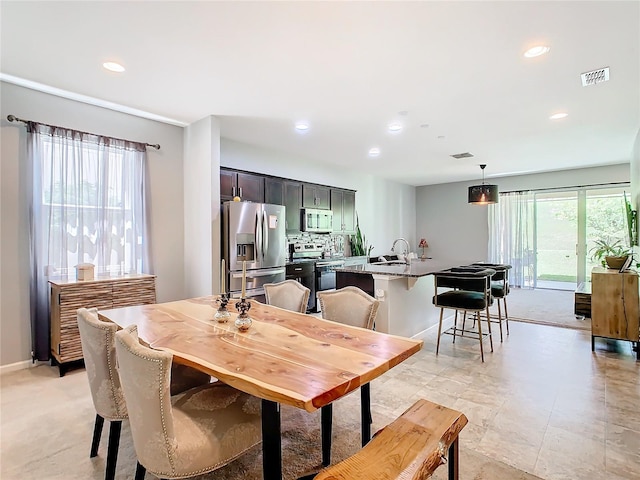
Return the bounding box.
[214,293,231,323]
[234,297,252,332]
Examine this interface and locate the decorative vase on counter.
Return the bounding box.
[418,238,429,260]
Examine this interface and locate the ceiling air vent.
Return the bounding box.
[581,67,609,86]
[450,152,474,159]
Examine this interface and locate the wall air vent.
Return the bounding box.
[581,67,609,86]
[450,152,474,159]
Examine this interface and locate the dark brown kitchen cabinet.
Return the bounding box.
[302,184,330,209]
[284,181,303,232]
[265,177,284,205]
[331,189,356,233]
[220,168,264,203]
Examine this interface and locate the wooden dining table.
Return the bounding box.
[98,295,423,480]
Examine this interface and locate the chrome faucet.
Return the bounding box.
[391,238,411,263]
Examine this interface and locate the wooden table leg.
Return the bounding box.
[262,399,282,480]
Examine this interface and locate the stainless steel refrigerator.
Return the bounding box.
[223,201,286,298]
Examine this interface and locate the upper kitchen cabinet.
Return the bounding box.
[220,168,264,203]
[264,177,284,205]
[331,189,356,234]
[284,181,303,232]
[302,184,330,210]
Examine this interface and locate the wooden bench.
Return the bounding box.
[312,399,468,480]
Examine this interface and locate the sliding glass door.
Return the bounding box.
[534,191,578,289]
[532,186,628,290]
[585,187,628,281]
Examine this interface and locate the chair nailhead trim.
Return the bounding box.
[121,338,176,474]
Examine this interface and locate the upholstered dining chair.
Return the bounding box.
[471,262,512,341]
[433,267,495,362]
[76,308,212,480]
[317,286,379,330]
[264,279,311,313]
[317,286,380,454]
[114,325,262,480]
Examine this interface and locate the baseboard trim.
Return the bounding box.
[411,312,455,339]
[0,359,35,375]
[509,315,590,331]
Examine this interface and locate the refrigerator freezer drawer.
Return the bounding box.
[229,268,286,294]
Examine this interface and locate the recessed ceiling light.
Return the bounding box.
[524,45,550,58]
[549,112,568,120]
[437,135,445,140]
[420,124,429,129]
[368,147,381,157]
[103,62,125,73]
[295,122,309,132]
[388,123,403,133]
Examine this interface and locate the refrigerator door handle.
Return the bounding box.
[255,210,262,262]
[262,211,269,258]
[231,267,285,278]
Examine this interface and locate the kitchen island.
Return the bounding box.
[335,259,456,338]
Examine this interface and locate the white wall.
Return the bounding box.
[184,116,221,297]
[416,164,631,264]
[0,82,185,366]
[221,139,417,256]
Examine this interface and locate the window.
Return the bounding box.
[29,122,149,361]
[35,130,147,276]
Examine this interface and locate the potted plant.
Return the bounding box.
[590,239,632,269]
[349,213,373,258]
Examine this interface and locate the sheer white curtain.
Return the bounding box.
[29,122,149,361]
[488,191,535,288]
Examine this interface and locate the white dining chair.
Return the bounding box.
[264,279,310,313]
[76,308,213,480]
[114,324,263,479]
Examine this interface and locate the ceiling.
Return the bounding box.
[1,1,638,186]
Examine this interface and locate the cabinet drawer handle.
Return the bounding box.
[294,267,302,271]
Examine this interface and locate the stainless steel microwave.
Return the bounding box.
[301,208,333,233]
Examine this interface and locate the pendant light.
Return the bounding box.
[468,164,499,205]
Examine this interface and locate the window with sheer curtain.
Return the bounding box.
[29,122,149,361]
[487,191,535,288]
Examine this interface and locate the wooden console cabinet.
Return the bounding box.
[590,267,639,359]
[49,274,156,375]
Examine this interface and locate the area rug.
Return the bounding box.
[75,403,544,480]
[505,288,591,331]
[190,406,544,480]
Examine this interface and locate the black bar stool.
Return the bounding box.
[433,267,495,362]
[471,262,512,341]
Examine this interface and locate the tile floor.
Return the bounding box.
[1,320,638,479]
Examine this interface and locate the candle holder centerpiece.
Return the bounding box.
[234,260,252,331]
[234,297,252,331]
[214,258,231,322]
[214,292,231,323]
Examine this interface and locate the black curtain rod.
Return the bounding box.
[6,114,161,150]
[501,181,630,195]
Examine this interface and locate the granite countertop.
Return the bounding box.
[286,258,318,265]
[335,259,455,278]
